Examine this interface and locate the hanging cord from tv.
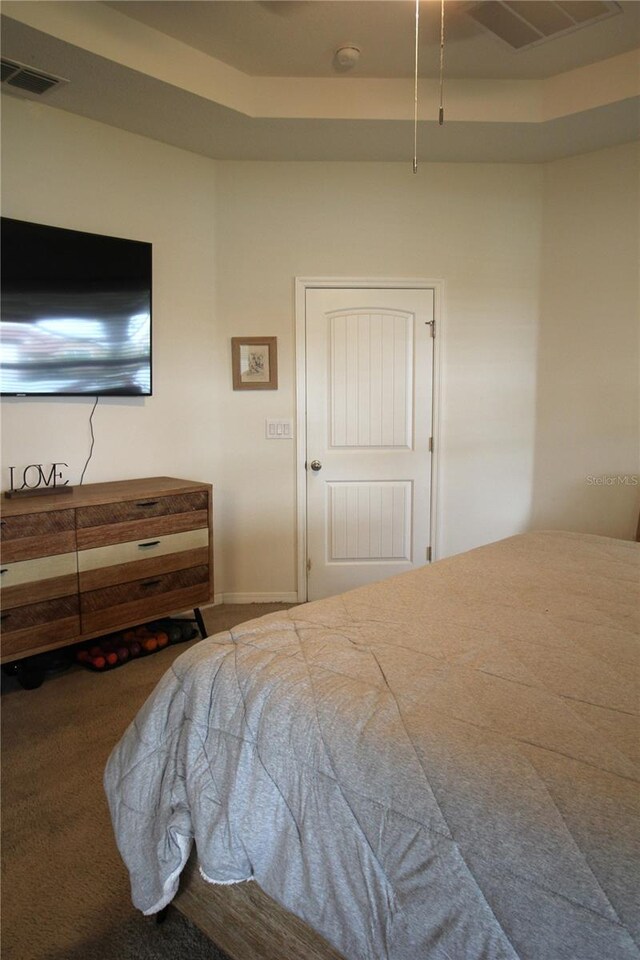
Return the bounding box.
[79,396,99,486]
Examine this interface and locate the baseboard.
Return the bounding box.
[214,592,299,605]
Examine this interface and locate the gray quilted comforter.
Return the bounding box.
[105,531,640,959]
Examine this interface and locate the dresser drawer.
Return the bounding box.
[1,552,78,609]
[81,564,209,613]
[80,565,211,635]
[76,492,208,528]
[78,528,208,574]
[0,509,76,563]
[1,509,75,541]
[76,510,209,551]
[1,596,80,660]
[78,528,209,591]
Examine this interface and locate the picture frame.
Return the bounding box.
[231,337,278,390]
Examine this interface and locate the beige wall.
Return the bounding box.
[214,160,542,591]
[0,97,228,583]
[2,95,636,601]
[532,142,640,537]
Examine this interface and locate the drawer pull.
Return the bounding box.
[138,540,161,549]
[0,612,10,622]
[141,579,162,588]
[136,501,159,508]
[0,568,7,575]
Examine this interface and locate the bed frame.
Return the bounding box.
[170,853,346,960]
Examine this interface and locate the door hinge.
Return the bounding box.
[428,436,433,453]
[426,546,432,562]
[306,557,312,573]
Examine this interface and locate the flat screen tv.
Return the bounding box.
[1,218,152,396]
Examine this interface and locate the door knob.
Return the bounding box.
[310,460,322,471]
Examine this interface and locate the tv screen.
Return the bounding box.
[1,218,152,396]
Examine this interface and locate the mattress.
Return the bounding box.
[104,531,640,960]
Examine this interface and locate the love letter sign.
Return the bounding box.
[5,462,71,498]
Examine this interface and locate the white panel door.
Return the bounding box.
[305,287,434,600]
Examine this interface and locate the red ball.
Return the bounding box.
[106,652,118,666]
[92,656,106,670]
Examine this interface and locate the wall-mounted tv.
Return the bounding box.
[1,218,152,397]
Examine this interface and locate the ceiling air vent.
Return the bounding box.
[1,58,68,95]
[465,1,622,50]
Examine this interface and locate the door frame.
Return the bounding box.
[295,277,445,602]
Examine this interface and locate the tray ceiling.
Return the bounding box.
[1,1,639,163]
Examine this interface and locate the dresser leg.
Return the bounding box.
[193,607,208,640]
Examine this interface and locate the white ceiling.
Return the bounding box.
[105,0,640,80]
[1,1,639,163]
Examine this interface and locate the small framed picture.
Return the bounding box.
[231,337,278,390]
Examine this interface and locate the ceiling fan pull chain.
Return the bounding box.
[413,0,420,173]
[439,0,445,126]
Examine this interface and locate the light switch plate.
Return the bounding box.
[265,418,293,439]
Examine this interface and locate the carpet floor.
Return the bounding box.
[1,603,295,960]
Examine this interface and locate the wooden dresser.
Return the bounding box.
[0,477,213,663]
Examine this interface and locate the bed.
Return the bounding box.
[104,531,640,960]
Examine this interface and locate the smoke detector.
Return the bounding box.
[334,45,361,70]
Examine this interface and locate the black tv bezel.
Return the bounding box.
[0,217,153,398]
